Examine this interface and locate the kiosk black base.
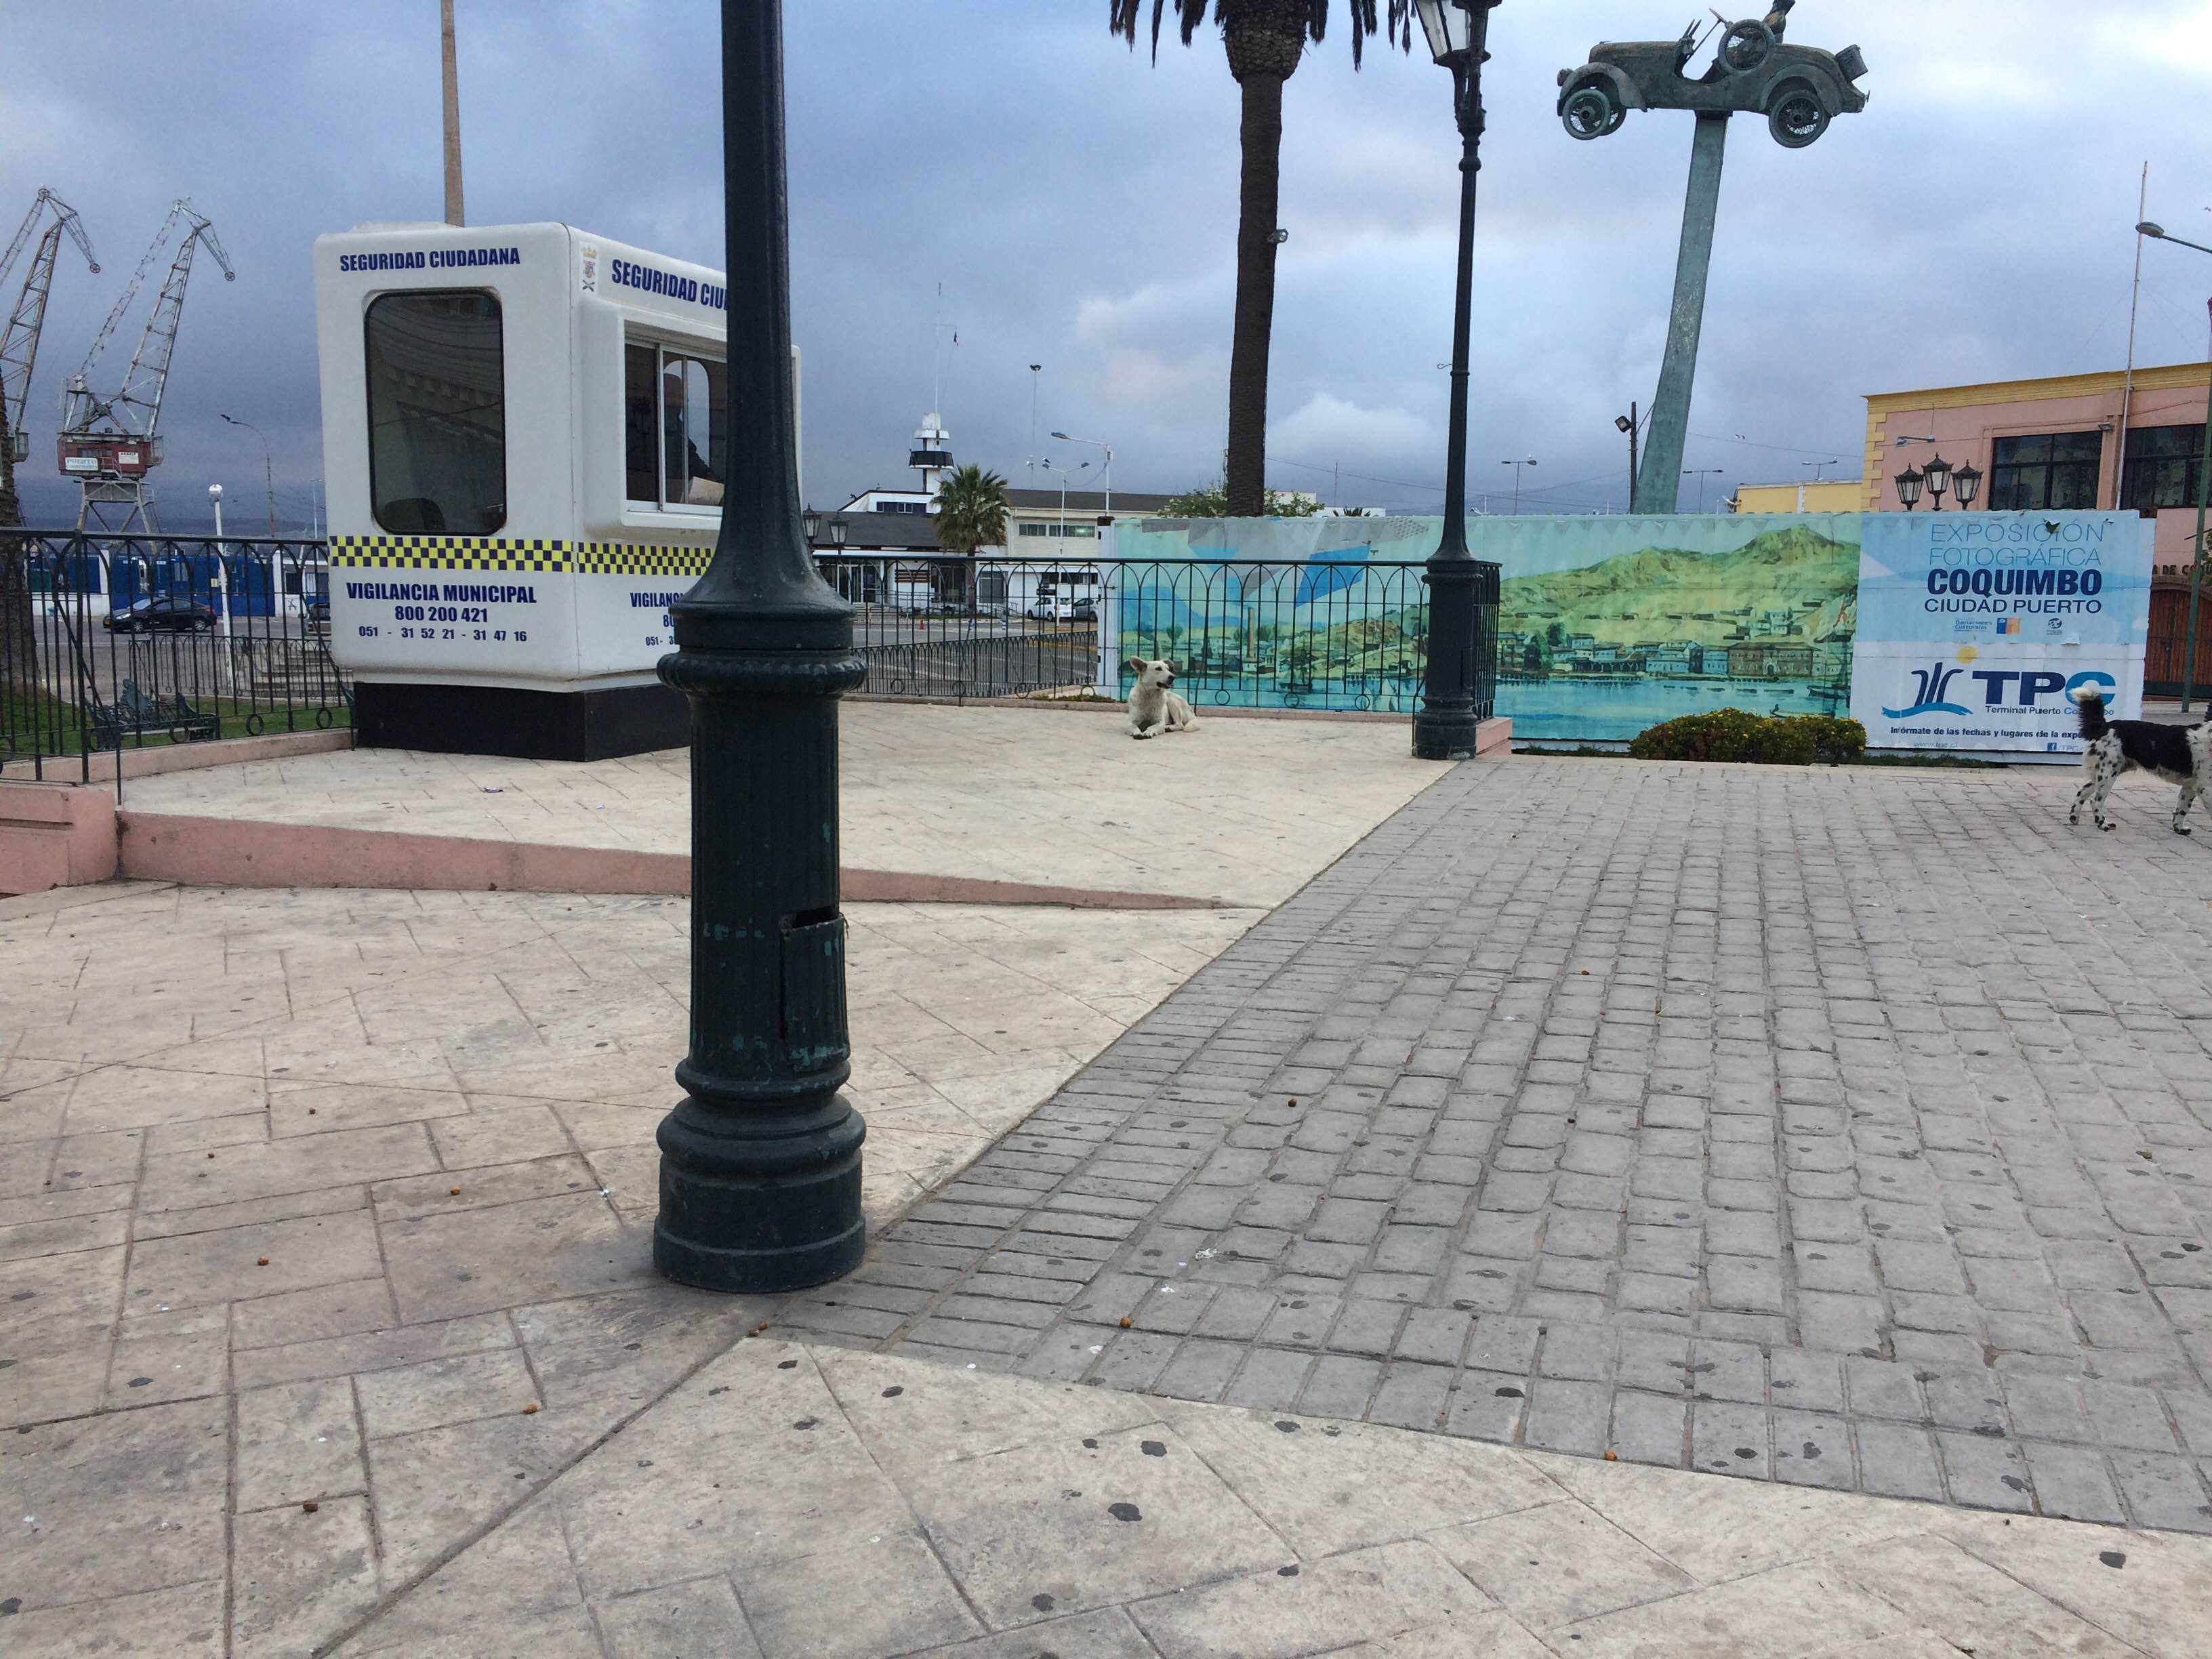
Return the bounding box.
[355,682,690,761]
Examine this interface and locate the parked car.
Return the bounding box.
[1557,4,1866,149]
[103,595,218,634]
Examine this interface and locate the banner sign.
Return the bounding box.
[1847,512,2152,752]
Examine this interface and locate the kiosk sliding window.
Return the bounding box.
[624,341,729,511]
[365,291,507,537]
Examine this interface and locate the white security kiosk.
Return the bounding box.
[314,222,796,758]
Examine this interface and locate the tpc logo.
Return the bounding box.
[1883,661,1969,719]
[1884,661,2118,721]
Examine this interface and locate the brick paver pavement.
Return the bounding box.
[785,756,2212,1530]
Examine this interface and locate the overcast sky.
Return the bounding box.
[4,0,2211,531]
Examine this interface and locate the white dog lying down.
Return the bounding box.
[1125,657,1199,740]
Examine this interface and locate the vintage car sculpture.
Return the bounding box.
[1557,2,1868,148]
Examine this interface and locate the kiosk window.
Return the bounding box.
[365,291,506,536]
[623,338,728,511]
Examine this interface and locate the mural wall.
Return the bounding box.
[1107,513,1862,743]
[1105,511,2152,751]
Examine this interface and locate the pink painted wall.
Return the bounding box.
[0,785,119,896]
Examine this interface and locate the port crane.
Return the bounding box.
[57,198,233,532]
[0,188,98,520]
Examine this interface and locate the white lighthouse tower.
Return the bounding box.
[908,411,953,501]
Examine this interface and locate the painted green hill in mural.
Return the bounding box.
[1502,525,1858,650]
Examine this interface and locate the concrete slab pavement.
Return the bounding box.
[120,701,1447,908]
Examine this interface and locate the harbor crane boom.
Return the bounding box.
[0,188,98,468]
[57,199,234,532]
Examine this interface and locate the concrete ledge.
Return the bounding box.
[865,692,1515,747]
[1,726,353,785]
[113,811,1226,909]
[0,783,120,895]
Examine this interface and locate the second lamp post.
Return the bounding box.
[1410,0,1502,762]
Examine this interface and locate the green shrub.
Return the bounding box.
[1628,709,1864,766]
[1796,714,1866,765]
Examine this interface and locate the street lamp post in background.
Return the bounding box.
[2137,222,2212,711]
[1052,431,1112,516]
[1500,456,1537,514]
[220,413,279,537]
[1616,406,1638,508]
[1410,0,1502,763]
[1682,468,1725,513]
[653,0,867,1293]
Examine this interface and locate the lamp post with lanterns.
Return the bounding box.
[1409,0,1504,763]
[652,0,868,1294]
[1893,455,1981,512]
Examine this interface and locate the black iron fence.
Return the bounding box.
[815,552,1500,717]
[1,531,350,785]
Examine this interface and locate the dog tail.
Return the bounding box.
[2074,686,2110,742]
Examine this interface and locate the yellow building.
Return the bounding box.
[1726,479,1864,514]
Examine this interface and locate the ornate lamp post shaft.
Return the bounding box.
[653,0,867,1292]
[1412,0,1501,763]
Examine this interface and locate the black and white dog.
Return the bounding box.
[2070,689,2212,834]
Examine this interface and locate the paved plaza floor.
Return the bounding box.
[6,729,2212,1654]
[123,702,1437,907]
[796,758,2212,1532]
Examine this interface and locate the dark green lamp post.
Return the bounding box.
[1410,0,1502,762]
[653,0,867,1293]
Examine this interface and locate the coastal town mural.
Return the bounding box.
[1106,514,1862,741]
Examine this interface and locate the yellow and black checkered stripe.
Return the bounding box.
[329,536,712,579]
[329,535,569,573]
[573,541,713,578]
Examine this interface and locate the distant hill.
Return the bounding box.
[1502,525,1858,649]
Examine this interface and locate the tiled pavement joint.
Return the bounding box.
[784,758,2212,1533]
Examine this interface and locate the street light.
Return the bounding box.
[1952,460,1982,508]
[2135,220,2212,710]
[219,413,279,538]
[652,0,867,1293]
[1500,456,1537,514]
[1616,405,1639,508]
[1410,0,1503,763]
[1682,468,1725,512]
[1051,430,1112,515]
[1894,464,1925,510]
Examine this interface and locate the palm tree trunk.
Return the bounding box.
[1225,68,1284,520]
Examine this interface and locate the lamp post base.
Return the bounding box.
[1410,706,1482,762]
[652,1094,867,1294]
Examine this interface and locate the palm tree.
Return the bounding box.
[1111,1,1411,519]
[932,464,1010,611]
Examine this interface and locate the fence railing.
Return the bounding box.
[1,531,350,786]
[815,552,1500,718]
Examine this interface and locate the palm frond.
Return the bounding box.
[1109,0,1211,62]
[1111,0,1414,68]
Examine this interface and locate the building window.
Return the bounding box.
[1016,522,1095,538]
[1988,432,2101,512]
[623,339,727,512]
[876,500,927,515]
[365,291,506,536]
[2121,424,2207,512]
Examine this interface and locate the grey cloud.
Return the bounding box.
[3,0,2207,530]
